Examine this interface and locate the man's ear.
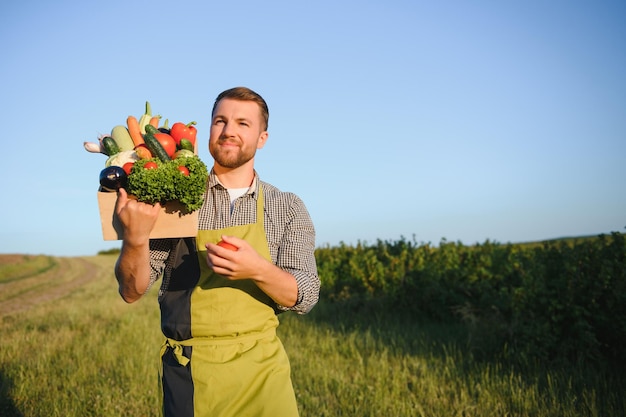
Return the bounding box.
[257,131,269,149]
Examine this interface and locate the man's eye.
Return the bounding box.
[214,119,225,125]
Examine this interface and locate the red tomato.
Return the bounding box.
[154,133,177,157]
[122,162,134,175]
[177,166,190,176]
[144,161,158,170]
[217,240,238,251]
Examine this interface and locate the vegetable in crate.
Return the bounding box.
[144,125,173,162]
[101,136,120,156]
[127,115,144,146]
[137,101,154,135]
[127,156,208,212]
[84,101,209,212]
[99,166,127,191]
[110,125,135,151]
[105,150,139,168]
[170,121,198,148]
[158,119,171,134]
[149,127,177,158]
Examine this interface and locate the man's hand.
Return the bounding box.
[204,235,299,308]
[114,188,161,303]
[204,236,264,280]
[115,188,161,244]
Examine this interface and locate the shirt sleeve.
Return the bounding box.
[146,238,173,293]
[274,194,320,315]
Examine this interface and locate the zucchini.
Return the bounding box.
[110,125,136,151]
[101,136,120,156]
[144,124,171,162]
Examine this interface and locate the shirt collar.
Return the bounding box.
[208,169,259,196]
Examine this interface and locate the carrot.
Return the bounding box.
[149,115,161,129]
[127,115,144,146]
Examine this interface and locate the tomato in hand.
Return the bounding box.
[177,166,190,176]
[122,162,134,175]
[217,240,238,251]
[144,161,158,170]
[154,133,177,158]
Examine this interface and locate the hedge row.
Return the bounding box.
[315,232,626,366]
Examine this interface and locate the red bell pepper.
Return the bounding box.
[170,121,197,147]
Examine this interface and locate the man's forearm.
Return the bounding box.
[252,261,299,308]
[115,241,152,303]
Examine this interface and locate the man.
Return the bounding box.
[114,87,320,417]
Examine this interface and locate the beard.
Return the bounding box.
[210,141,256,169]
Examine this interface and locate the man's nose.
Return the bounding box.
[221,121,235,137]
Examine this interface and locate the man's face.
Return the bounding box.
[209,98,268,169]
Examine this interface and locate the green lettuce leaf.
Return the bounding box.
[127,156,209,212]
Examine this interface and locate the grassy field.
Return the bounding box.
[0,254,624,416]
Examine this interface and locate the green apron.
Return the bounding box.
[159,186,299,417]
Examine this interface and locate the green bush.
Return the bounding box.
[315,232,626,368]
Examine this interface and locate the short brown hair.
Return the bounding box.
[212,87,269,131]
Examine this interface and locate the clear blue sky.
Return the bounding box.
[0,0,624,256]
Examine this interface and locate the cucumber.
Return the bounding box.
[144,125,171,162]
[179,138,194,152]
[101,136,120,156]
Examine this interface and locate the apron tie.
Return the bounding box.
[161,339,191,367]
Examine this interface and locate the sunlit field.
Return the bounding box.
[1,241,624,416]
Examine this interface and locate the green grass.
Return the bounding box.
[282,301,625,417]
[0,255,56,285]
[0,255,162,416]
[0,255,624,416]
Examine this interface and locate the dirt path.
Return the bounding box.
[0,256,102,317]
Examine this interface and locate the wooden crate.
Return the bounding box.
[97,191,199,240]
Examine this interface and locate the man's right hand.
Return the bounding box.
[114,188,161,303]
[115,188,161,245]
